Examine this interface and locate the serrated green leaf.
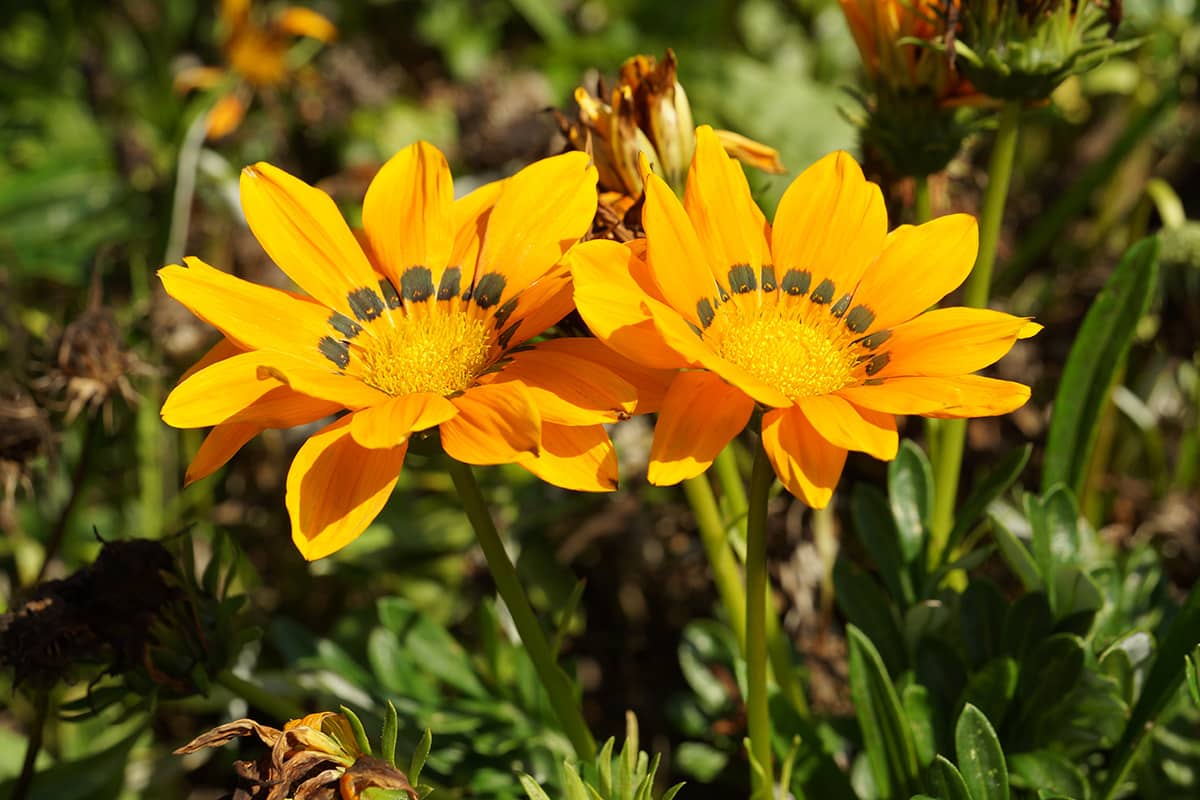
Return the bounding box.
[889,440,933,563]
[955,704,1009,800]
[1043,237,1160,495]
[847,625,920,799]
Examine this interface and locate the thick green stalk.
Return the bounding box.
[217,670,303,722]
[913,174,932,225]
[745,442,775,797]
[929,101,1021,568]
[446,457,596,760]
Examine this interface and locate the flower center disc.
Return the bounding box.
[360,312,492,397]
[718,308,857,400]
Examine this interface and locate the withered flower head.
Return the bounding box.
[0,538,176,689]
[36,286,144,426]
[0,385,52,532]
[558,49,785,239]
[176,712,419,800]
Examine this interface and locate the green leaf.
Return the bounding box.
[340,706,374,756]
[852,483,915,606]
[961,658,1019,729]
[889,440,933,563]
[989,511,1042,591]
[0,728,142,800]
[1100,583,1200,798]
[847,625,920,800]
[674,741,728,782]
[409,729,432,785]
[835,558,908,674]
[381,700,399,766]
[960,580,1008,668]
[955,704,1009,800]
[931,755,972,800]
[902,684,936,767]
[947,445,1032,556]
[1186,645,1200,707]
[1009,750,1089,800]
[1042,237,1160,495]
[1011,635,1086,743]
[1001,592,1053,659]
[519,773,554,800]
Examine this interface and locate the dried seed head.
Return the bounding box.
[0,385,53,532]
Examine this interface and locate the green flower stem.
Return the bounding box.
[746,441,775,797]
[217,670,304,722]
[683,473,748,646]
[690,449,810,718]
[913,174,932,225]
[446,457,597,760]
[929,100,1021,568]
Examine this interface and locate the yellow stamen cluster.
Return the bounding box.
[719,308,857,400]
[360,311,492,397]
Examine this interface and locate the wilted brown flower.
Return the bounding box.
[176,712,419,800]
[0,538,176,688]
[0,386,52,532]
[558,49,786,240]
[35,285,144,425]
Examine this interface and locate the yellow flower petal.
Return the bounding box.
[796,394,897,460]
[441,382,541,465]
[473,152,596,313]
[770,150,886,299]
[485,342,637,426]
[648,370,754,485]
[838,375,1031,418]
[683,126,770,302]
[240,162,385,320]
[761,406,847,508]
[641,168,722,328]
[274,6,336,41]
[287,415,408,561]
[517,423,618,492]
[873,307,1037,378]
[713,129,787,174]
[206,91,249,140]
[158,258,333,360]
[530,336,677,415]
[348,392,458,449]
[449,179,506,312]
[362,142,455,301]
[851,214,978,332]
[185,422,260,485]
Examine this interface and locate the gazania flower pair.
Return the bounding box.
[162,129,1034,559]
[160,146,664,560]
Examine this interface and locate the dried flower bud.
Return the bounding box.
[0,386,52,532]
[558,49,785,240]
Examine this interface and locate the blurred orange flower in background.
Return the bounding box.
[570,126,1037,507]
[160,144,666,560]
[174,0,336,139]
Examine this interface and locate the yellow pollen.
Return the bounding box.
[359,311,492,397]
[718,308,857,400]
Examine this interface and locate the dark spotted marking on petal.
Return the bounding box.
[696,298,716,329]
[493,297,519,328]
[845,305,875,334]
[865,352,890,376]
[438,267,461,301]
[717,285,730,302]
[830,294,852,318]
[378,279,402,310]
[863,378,884,386]
[761,265,777,292]
[318,336,350,369]
[497,322,519,350]
[781,269,811,296]
[810,278,835,305]
[728,264,757,294]
[348,286,385,321]
[328,311,362,339]
[687,320,703,337]
[473,272,506,309]
[400,266,435,302]
[861,329,892,350]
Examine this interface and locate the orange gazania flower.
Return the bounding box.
[161,144,661,560]
[839,0,980,105]
[570,126,1037,507]
[175,0,336,139]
